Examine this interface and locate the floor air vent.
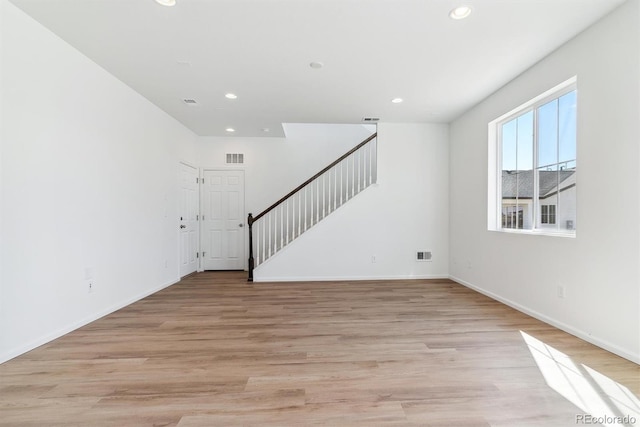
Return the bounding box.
[416,251,432,262]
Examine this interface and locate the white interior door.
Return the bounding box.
[179,162,199,277]
[202,170,245,270]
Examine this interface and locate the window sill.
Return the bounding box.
[490,228,576,238]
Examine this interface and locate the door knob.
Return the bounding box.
[239,223,244,227]
[180,225,186,229]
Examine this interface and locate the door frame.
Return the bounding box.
[178,161,201,275]
[200,167,247,271]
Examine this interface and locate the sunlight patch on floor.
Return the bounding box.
[520,331,639,426]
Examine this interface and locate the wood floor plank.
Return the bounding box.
[1,271,638,426]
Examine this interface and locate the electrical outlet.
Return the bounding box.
[88,281,93,293]
[557,285,565,299]
[371,255,376,264]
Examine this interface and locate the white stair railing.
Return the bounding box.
[247,133,377,281]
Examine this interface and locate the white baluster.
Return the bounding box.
[364,147,368,188]
[291,194,296,240]
[260,220,264,265]
[315,179,321,224]
[310,181,314,224]
[360,147,364,188]
[367,142,372,185]
[322,174,326,218]
[267,213,272,258]
[329,168,334,214]
[256,221,260,266]
[258,220,262,264]
[344,158,348,201]
[353,150,360,194]
[274,211,278,254]
[289,198,292,242]
[325,169,333,215]
[261,220,265,265]
[297,191,301,237]
[285,200,289,245]
[374,138,378,183]
[336,161,344,206]
[264,218,267,264]
[311,181,315,225]
[346,156,349,199]
[333,165,338,211]
[308,183,313,226]
[351,154,355,199]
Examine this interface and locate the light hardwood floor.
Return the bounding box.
[1,272,638,426]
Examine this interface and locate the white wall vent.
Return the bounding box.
[416,251,432,262]
[226,153,244,164]
[362,117,380,122]
[183,99,198,105]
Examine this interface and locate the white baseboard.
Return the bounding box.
[252,274,449,283]
[449,275,640,365]
[0,277,180,365]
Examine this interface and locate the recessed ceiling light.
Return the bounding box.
[155,0,176,6]
[225,128,235,133]
[391,98,403,104]
[309,62,324,69]
[262,128,270,133]
[225,93,238,99]
[449,5,472,20]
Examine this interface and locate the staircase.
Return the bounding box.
[247,133,377,281]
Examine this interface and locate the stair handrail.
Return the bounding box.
[247,132,377,281]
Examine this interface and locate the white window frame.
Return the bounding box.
[487,76,577,237]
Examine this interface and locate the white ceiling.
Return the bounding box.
[9,0,626,137]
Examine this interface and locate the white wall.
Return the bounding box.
[255,123,450,281]
[0,0,198,363]
[449,0,640,363]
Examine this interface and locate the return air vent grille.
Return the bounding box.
[416,251,432,262]
[362,117,380,122]
[226,153,244,164]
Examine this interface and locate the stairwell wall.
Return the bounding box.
[253,123,450,281]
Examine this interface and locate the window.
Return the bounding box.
[489,77,577,235]
[502,205,524,229]
[541,205,556,225]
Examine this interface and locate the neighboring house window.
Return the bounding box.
[502,205,524,229]
[541,205,556,224]
[488,77,577,235]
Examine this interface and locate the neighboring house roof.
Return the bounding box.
[502,170,575,199]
